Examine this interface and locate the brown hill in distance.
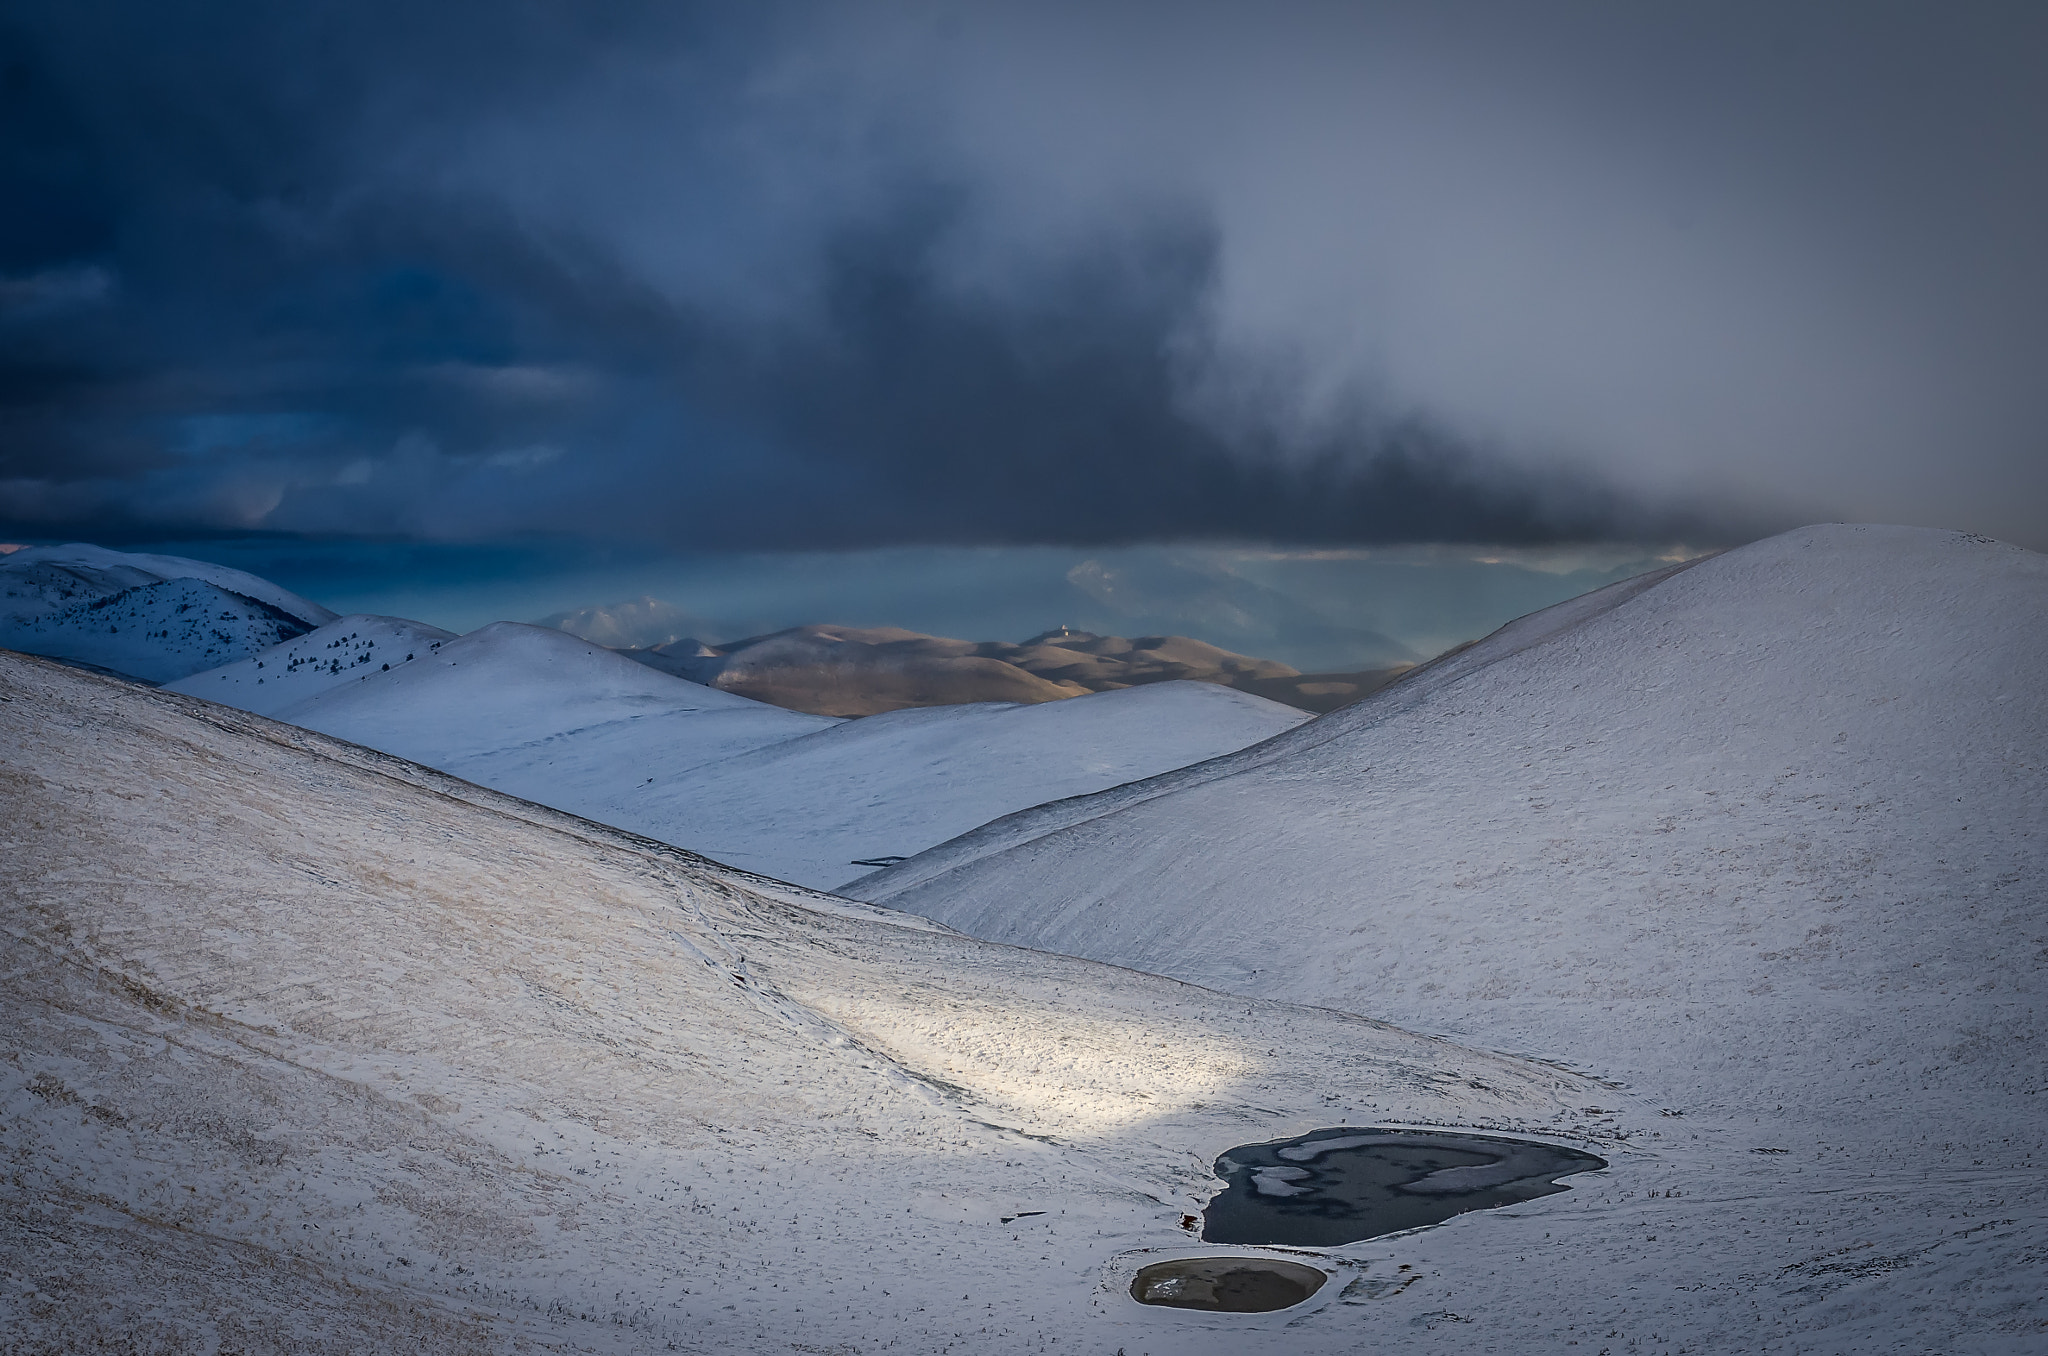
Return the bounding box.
[621,622,1411,717]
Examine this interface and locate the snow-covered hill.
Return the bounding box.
[573,679,1310,887]
[182,620,1309,889]
[165,614,460,716]
[264,618,834,776]
[0,542,337,628]
[23,548,1311,884]
[0,542,336,682]
[852,525,2048,1346]
[0,650,1598,1354]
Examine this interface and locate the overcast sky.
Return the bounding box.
[3,1,2045,550]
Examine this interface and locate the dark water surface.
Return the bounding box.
[1203,1127,1606,1247]
[1129,1257,1327,1312]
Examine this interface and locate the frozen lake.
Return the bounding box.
[1203,1128,1607,1247]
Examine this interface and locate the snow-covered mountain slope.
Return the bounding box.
[266,619,835,777]
[852,525,2048,1344]
[570,680,1309,888]
[0,575,322,684]
[0,541,336,629]
[2,651,1605,1355]
[180,620,1308,890]
[164,614,460,716]
[0,542,336,683]
[852,553,1704,904]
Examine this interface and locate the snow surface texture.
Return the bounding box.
[1,651,1602,1354]
[179,621,1307,889]
[857,524,2048,1351]
[164,614,460,717]
[0,543,336,683]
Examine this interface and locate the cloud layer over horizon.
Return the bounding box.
[3,2,2044,548]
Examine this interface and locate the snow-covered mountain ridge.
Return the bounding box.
[0,542,337,682]
[576,676,1311,886]
[167,618,1307,889]
[0,542,336,628]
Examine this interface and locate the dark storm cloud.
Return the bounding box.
[1,2,2043,548]
[673,201,1689,547]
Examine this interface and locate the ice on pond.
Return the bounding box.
[1204,1127,1606,1247]
[1250,1165,1314,1196]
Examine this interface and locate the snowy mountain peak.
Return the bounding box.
[0,542,338,682]
[0,542,336,628]
[0,575,320,684]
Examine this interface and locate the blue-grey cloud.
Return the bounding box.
[2,2,2042,548]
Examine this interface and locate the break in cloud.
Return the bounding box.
[2,1,2044,548]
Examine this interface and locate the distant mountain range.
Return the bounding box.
[3,544,1402,718]
[607,622,1412,716]
[535,551,1435,675]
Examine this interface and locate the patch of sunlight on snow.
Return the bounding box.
[823,990,1251,1135]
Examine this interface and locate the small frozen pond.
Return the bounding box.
[1203,1127,1606,1247]
[1130,1257,1327,1313]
